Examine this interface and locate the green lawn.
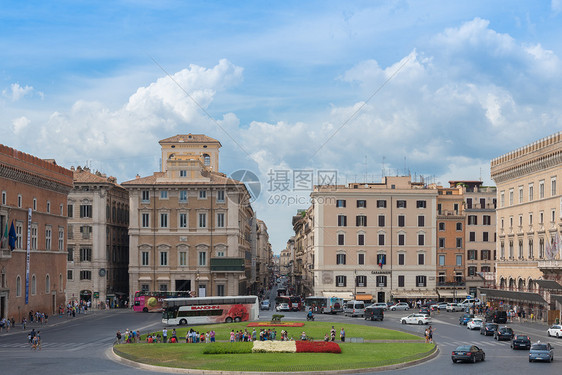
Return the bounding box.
[115,322,435,372]
[138,321,421,342]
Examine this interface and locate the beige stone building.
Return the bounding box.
[490,131,562,319]
[310,176,438,303]
[458,181,497,297]
[66,166,129,307]
[122,134,266,300]
[292,206,314,297]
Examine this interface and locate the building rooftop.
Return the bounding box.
[159,133,222,146]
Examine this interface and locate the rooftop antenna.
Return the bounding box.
[382,156,386,179]
[364,155,368,183]
[480,167,483,181]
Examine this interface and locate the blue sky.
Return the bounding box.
[2,1,562,252]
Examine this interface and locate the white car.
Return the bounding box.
[401,313,432,325]
[467,318,484,330]
[547,324,562,338]
[430,303,448,310]
[390,302,410,311]
[446,303,464,312]
[458,298,482,308]
[276,303,290,312]
[371,302,388,310]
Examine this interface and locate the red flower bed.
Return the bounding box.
[247,322,305,327]
[295,341,341,353]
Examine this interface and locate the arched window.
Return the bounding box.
[31,275,36,295]
[16,276,21,297]
[518,278,525,290]
[203,154,211,166]
[45,274,50,293]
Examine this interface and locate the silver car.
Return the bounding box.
[390,302,410,311]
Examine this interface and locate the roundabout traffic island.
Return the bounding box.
[112,321,437,373]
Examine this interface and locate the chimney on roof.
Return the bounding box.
[136,174,140,179]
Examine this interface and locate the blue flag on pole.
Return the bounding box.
[8,221,16,250]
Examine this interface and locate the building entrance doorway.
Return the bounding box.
[377,292,385,303]
[80,290,92,302]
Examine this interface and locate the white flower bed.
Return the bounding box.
[252,341,297,353]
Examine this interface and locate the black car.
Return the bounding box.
[511,335,531,350]
[480,322,498,336]
[494,327,514,341]
[419,307,431,316]
[452,345,486,363]
[364,306,384,321]
[486,310,508,324]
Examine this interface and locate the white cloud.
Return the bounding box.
[12,116,30,134]
[553,0,562,13]
[3,83,35,101]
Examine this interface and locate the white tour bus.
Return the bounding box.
[161,295,259,326]
[304,296,344,314]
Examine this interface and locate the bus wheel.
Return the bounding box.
[143,307,148,313]
[234,317,241,322]
[180,319,187,325]
[226,317,233,323]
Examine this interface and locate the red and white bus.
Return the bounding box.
[161,296,259,325]
[132,291,191,312]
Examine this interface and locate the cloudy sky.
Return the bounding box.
[2,1,562,252]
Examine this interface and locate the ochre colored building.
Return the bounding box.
[0,145,73,321]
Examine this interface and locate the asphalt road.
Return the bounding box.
[1,306,561,375]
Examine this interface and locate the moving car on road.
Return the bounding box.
[371,302,388,310]
[364,306,384,321]
[260,300,270,310]
[511,335,531,350]
[446,303,464,312]
[485,310,508,324]
[480,322,498,336]
[390,302,410,311]
[459,313,474,325]
[529,342,554,362]
[276,302,290,312]
[430,302,448,311]
[451,345,485,363]
[547,324,562,338]
[494,326,514,341]
[400,313,432,325]
[467,318,484,330]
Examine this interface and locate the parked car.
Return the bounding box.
[459,313,474,325]
[446,303,464,312]
[260,300,270,310]
[480,322,498,336]
[451,345,485,363]
[390,302,410,311]
[401,313,432,325]
[485,310,508,324]
[494,327,514,341]
[467,318,484,330]
[529,342,554,362]
[547,324,562,338]
[511,335,531,350]
[364,306,384,321]
[371,302,388,310]
[276,303,290,312]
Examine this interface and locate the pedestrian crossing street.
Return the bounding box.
[0,341,98,351]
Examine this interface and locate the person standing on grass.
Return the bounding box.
[330,326,336,341]
[340,328,345,342]
[162,327,168,343]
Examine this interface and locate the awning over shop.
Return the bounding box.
[354,294,373,301]
[551,294,562,305]
[392,290,438,299]
[479,288,548,306]
[437,290,460,299]
[322,291,353,299]
[534,280,562,291]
